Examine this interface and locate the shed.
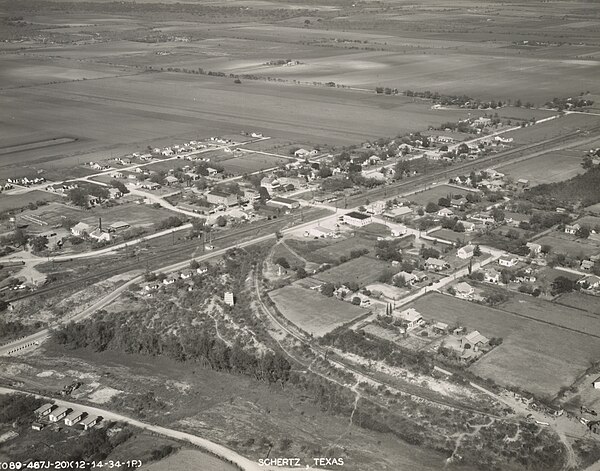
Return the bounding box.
[48,406,69,422]
[64,409,84,426]
[80,415,99,430]
[34,403,54,417]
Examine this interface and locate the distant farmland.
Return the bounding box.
[410,293,600,398]
[270,285,367,337]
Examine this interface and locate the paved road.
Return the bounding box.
[0,386,325,471]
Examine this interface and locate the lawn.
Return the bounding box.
[313,256,394,287]
[286,236,377,264]
[410,293,600,398]
[269,285,367,337]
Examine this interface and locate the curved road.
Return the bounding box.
[0,386,325,471]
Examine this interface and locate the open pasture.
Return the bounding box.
[0,190,61,213]
[269,285,367,337]
[313,256,394,287]
[410,293,600,398]
[286,236,376,264]
[503,113,600,145]
[499,149,585,185]
[408,184,466,206]
[554,292,600,316]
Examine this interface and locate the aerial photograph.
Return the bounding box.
[1,0,600,469]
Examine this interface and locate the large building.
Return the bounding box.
[268,196,300,210]
[344,211,372,227]
[207,190,237,207]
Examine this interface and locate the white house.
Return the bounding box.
[578,275,600,290]
[454,281,474,299]
[48,406,69,422]
[461,330,489,351]
[484,268,500,284]
[344,211,372,227]
[457,244,475,259]
[498,256,519,268]
[565,224,581,235]
[425,258,449,271]
[437,208,454,218]
[80,415,99,430]
[64,410,84,426]
[71,222,91,237]
[268,196,300,210]
[526,242,542,255]
[394,308,423,330]
[224,291,235,306]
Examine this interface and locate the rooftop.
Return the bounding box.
[345,211,371,220]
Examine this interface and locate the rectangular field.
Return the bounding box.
[499,149,585,185]
[408,185,467,206]
[410,293,600,398]
[269,285,367,337]
[535,233,600,258]
[219,153,289,175]
[554,292,600,315]
[313,256,394,287]
[0,191,62,212]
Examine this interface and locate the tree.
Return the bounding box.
[69,188,88,207]
[551,276,576,295]
[425,202,439,213]
[31,235,48,253]
[12,228,28,248]
[438,197,451,207]
[473,244,482,257]
[191,218,206,236]
[275,257,290,269]
[321,283,335,297]
[491,208,505,222]
[110,180,129,194]
[351,297,361,305]
[296,267,307,279]
[454,222,465,233]
[216,216,227,227]
[576,226,591,239]
[540,244,552,255]
[189,260,200,270]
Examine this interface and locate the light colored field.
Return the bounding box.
[499,149,585,185]
[313,256,394,287]
[503,113,600,145]
[269,285,367,337]
[410,293,600,398]
[141,449,237,471]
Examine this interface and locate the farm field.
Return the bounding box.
[286,236,376,265]
[219,153,289,175]
[269,285,367,337]
[410,293,600,398]
[535,233,600,258]
[0,190,61,212]
[313,256,395,287]
[502,113,600,145]
[0,67,481,178]
[554,292,600,315]
[499,149,585,185]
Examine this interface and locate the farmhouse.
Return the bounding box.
[64,410,84,426]
[565,224,581,235]
[394,308,423,330]
[207,190,237,207]
[48,406,69,422]
[34,403,54,417]
[344,211,372,227]
[454,282,474,299]
[425,258,449,271]
[268,196,300,210]
[457,244,476,259]
[461,330,489,351]
[499,256,519,268]
[71,222,91,237]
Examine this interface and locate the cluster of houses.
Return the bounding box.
[5,176,46,187]
[139,265,209,294]
[32,402,99,432]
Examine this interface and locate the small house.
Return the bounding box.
[71,222,91,237]
[394,308,423,330]
[32,423,45,431]
[34,403,54,417]
[48,406,69,422]
[484,268,500,284]
[224,291,235,306]
[64,410,84,426]
[80,415,99,430]
[425,258,449,272]
[565,224,581,235]
[437,208,454,218]
[344,211,372,227]
[461,330,489,351]
[526,242,542,255]
[498,256,519,268]
[454,282,474,299]
[581,260,595,271]
[457,245,475,259]
[592,377,600,389]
